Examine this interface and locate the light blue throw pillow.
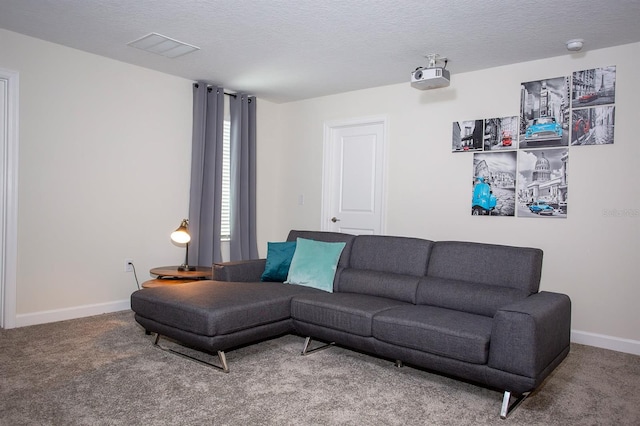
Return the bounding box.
[285,237,346,292]
[261,241,297,282]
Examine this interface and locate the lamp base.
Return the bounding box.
[177,264,197,272]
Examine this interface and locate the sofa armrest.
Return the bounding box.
[488,291,571,379]
[212,259,267,282]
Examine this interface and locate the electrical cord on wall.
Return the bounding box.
[129,261,140,290]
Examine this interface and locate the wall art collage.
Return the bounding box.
[452,65,616,219]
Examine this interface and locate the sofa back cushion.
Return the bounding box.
[336,235,434,303]
[426,241,543,294]
[349,235,434,275]
[416,241,543,316]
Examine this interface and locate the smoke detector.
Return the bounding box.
[566,39,584,52]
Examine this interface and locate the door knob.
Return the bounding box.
[331,217,340,223]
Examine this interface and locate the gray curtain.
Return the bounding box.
[229,93,259,260]
[188,83,225,265]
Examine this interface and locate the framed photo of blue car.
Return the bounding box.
[519,77,570,149]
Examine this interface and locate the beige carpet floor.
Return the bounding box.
[1,310,639,425]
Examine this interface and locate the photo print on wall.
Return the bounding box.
[452,119,484,152]
[472,151,517,216]
[571,106,615,145]
[571,66,616,108]
[484,116,519,151]
[571,66,616,146]
[519,76,570,149]
[517,149,568,219]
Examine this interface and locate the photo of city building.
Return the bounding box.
[452,119,484,152]
[517,149,568,218]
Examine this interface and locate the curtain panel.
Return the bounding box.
[229,94,259,261]
[188,83,225,265]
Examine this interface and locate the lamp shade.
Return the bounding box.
[170,219,191,244]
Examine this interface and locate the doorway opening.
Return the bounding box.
[1,67,19,329]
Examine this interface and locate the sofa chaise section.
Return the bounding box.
[131,230,355,370]
[131,280,323,370]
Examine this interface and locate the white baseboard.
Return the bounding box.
[571,330,640,356]
[15,299,131,328]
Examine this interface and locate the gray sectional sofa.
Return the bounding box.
[131,230,571,418]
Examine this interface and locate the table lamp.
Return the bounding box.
[171,219,196,271]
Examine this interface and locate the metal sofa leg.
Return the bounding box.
[153,333,229,373]
[300,336,335,355]
[500,390,530,419]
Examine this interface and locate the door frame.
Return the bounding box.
[0,67,19,329]
[321,115,388,233]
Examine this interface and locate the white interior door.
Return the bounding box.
[322,117,386,235]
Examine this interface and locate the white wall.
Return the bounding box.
[0,30,194,324]
[256,42,640,350]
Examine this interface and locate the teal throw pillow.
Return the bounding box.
[261,241,297,282]
[285,238,346,293]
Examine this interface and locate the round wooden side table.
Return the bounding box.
[141,265,212,288]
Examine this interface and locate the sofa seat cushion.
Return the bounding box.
[131,280,321,337]
[372,305,494,364]
[291,293,409,337]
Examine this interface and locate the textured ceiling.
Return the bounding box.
[1,0,640,103]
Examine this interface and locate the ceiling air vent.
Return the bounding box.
[127,33,200,58]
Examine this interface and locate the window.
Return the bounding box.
[221,119,231,240]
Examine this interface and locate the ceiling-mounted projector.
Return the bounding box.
[411,67,450,89]
[411,53,450,90]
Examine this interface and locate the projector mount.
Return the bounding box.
[416,53,448,71]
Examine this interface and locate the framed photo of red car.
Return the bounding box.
[571,106,615,146]
[483,116,518,151]
[571,66,616,109]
